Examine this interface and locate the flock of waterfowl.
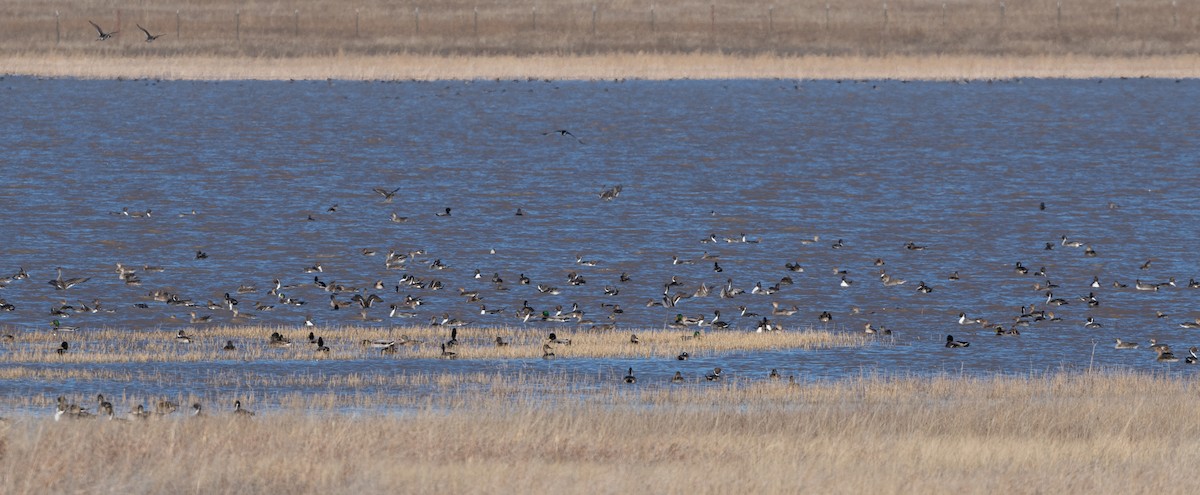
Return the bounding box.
[53,394,250,421]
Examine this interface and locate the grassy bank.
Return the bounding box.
[2,0,1200,79]
[3,372,1198,494]
[6,52,1200,80]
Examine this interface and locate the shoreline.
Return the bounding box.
[5,53,1200,81]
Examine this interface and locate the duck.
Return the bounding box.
[1134,279,1159,292]
[175,330,193,343]
[156,400,179,415]
[671,371,684,383]
[440,343,457,359]
[55,341,69,355]
[222,340,236,351]
[1156,346,1180,363]
[1178,318,1200,329]
[1114,338,1139,350]
[677,351,690,361]
[495,336,510,347]
[88,20,118,40]
[1084,317,1102,328]
[233,400,255,417]
[1186,347,1199,364]
[944,335,970,348]
[130,404,152,420]
[629,333,640,344]
[548,332,572,345]
[191,403,203,416]
[623,368,637,384]
[542,343,556,359]
[704,367,723,381]
[769,369,781,380]
[435,207,452,217]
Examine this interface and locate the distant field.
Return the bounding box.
[1,0,1199,79]
[3,0,1199,56]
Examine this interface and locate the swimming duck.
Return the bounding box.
[440,343,457,359]
[233,400,254,417]
[704,367,723,381]
[623,368,636,384]
[945,335,969,348]
[1114,338,1139,350]
[677,351,690,361]
[671,371,684,383]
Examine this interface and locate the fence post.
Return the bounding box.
[1056,0,1062,28]
[176,10,181,38]
[1000,2,1005,27]
[941,2,946,28]
[532,6,536,31]
[294,10,298,37]
[768,6,773,34]
[592,4,597,35]
[1173,1,1178,28]
[883,2,888,30]
[415,7,419,33]
[474,7,478,36]
[235,9,240,41]
[355,8,360,37]
[1114,2,1119,28]
[55,11,60,44]
[651,5,655,32]
[825,3,830,31]
[710,3,715,37]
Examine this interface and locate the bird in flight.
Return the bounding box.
[373,187,401,203]
[543,129,583,144]
[137,24,165,42]
[89,20,118,41]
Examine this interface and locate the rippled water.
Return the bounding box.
[2,76,1199,412]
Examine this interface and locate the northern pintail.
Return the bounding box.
[233,400,255,417]
[1156,346,1180,363]
[598,185,622,200]
[544,129,583,143]
[944,335,969,348]
[1084,317,1102,328]
[222,340,236,351]
[175,330,193,343]
[704,367,723,381]
[435,207,452,217]
[1084,246,1097,257]
[623,368,637,384]
[1186,347,1199,364]
[55,341,69,355]
[48,267,89,290]
[136,24,164,41]
[1134,279,1159,292]
[1114,338,1139,349]
[916,281,933,293]
[671,371,684,383]
[629,333,640,344]
[1060,235,1083,247]
[88,20,118,40]
[440,343,457,359]
[677,351,690,360]
[542,343,556,359]
[548,332,572,345]
[769,369,781,379]
[1178,318,1200,329]
[373,186,401,203]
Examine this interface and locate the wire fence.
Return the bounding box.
[6,1,1199,56]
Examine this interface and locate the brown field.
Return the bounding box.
[4,371,1199,494]
[2,0,1200,79]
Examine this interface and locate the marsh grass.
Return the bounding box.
[0,323,868,364]
[2,0,1200,79]
[4,371,1199,493]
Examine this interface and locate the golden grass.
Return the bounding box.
[4,372,1199,494]
[2,0,1200,79]
[6,52,1200,80]
[0,324,867,364]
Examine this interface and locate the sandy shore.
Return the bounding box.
[5,53,1200,81]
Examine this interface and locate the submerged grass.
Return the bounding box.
[0,323,869,364]
[3,371,1198,494]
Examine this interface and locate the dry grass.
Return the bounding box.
[2,0,1200,79]
[0,324,868,365]
[3,371,1198,494]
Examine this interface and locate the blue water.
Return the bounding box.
[2,76,1199,413]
